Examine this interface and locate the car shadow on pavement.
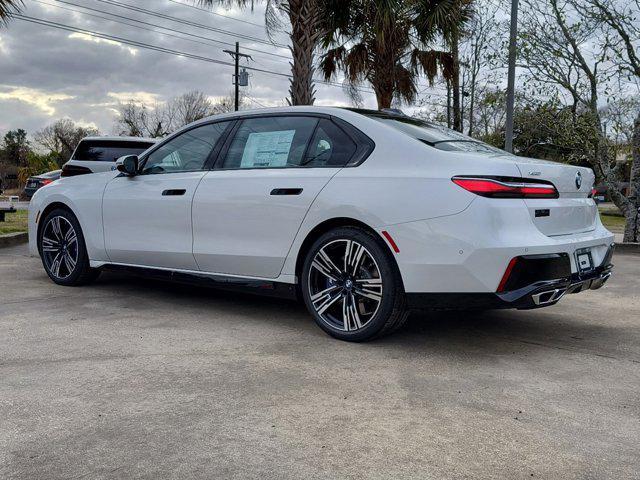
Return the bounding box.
[91,271,628,360]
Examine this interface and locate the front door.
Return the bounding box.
[103,122,231,270]
[192,115,358,278]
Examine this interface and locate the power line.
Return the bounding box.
[34,0,291,60]
[167,0,266,29]
[12,14,379,96]
[245,94,268,108]
[34,0,448,101]
[91,0,288,48]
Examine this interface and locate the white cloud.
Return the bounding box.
[0,86,74,116]
[68,33,138,56]
[0,0,364,135]
[107,91,162,107]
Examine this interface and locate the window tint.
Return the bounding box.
[142,122,229,174]
[303,119,356,167]
[72,140,155,162]
[222,116,318,169]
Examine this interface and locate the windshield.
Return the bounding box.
[72,140,155,162]
[365,114,506,154]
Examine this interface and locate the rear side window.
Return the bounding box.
[72,140,155,162]
[303,119,357,167]
[221,117,318,169]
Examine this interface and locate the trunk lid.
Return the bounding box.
[513,156,597,236]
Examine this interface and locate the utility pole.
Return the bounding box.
[504,0,519,153]
[224,42,251,111]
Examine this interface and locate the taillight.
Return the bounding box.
[452,176,558,199]
[589,188,597,198]
[41,179,53,186]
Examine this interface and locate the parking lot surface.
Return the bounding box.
[1,244,639,479]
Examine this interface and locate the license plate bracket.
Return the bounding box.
[575,248,594,273]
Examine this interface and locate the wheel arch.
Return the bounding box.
[36,201,77,244]
[294,217,403,289]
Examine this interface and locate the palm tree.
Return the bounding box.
[0,0,22,24]
[319,0,472,110]
[199,0,324,105]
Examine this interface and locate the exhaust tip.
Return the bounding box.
[590,272,611,290]
[532,288,566,306]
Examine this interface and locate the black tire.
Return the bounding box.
[38,208,100,286]
[301,226,407,342]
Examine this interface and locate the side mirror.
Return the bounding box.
[116,155,139,176]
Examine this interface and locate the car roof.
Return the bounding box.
[190,106,375,124]
[79,136,158,143]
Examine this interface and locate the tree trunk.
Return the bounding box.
[468,68,477,136]
[287,0,320,106]
[451,32,462,132]
[374,88,393,110]
[446,82,452,128]
[623,110,640,242]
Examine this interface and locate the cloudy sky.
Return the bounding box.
[0,0,388,137]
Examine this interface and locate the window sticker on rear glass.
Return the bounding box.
[241,130,295,168]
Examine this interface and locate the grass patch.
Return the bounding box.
[600,213,625,233]
[0,209,28,235]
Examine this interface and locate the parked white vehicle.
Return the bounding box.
[61,136,157,177]
[29,107,614,341]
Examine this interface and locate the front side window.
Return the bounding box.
[72,140,155,162]
[221,116,318,169]
[142,122,229,174]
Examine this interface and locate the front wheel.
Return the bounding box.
[301,227,407,342]
[38,208,100,286]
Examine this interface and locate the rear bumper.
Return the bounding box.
[406,245,614,310]
[383,196,615,293]
[23,187,37,198]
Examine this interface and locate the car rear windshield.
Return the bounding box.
[40,170,61,178]
[72,140,155,162]
[364,114,505,154]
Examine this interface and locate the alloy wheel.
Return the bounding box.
[308,239,383,332]
[41,216,78,280]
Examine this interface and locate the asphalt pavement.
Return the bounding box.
[1,244,639,479]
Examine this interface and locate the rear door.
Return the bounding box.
[103,122,231,269]
[192,115,358,278]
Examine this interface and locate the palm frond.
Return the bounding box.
[197,0,255,8]
[410,48,453,84]
[394,63,417,104]
[0,0,23,25]
[320,46,346,80]
[344,42,369,83]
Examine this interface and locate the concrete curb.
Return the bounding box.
[615,242,640,255]
[0,232,28,248]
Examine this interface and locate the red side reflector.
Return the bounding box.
[452,177,558,199]
[497,257,518,293]
[381,230,400,253]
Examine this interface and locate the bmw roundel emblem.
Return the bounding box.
[575,171,582,189]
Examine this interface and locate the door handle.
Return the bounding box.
[162,189,186,196]
[270,188,303,196]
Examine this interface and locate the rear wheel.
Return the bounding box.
[301,227,407,342]
[38,208,100,286]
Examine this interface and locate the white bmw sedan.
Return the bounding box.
[28,107,615,341]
